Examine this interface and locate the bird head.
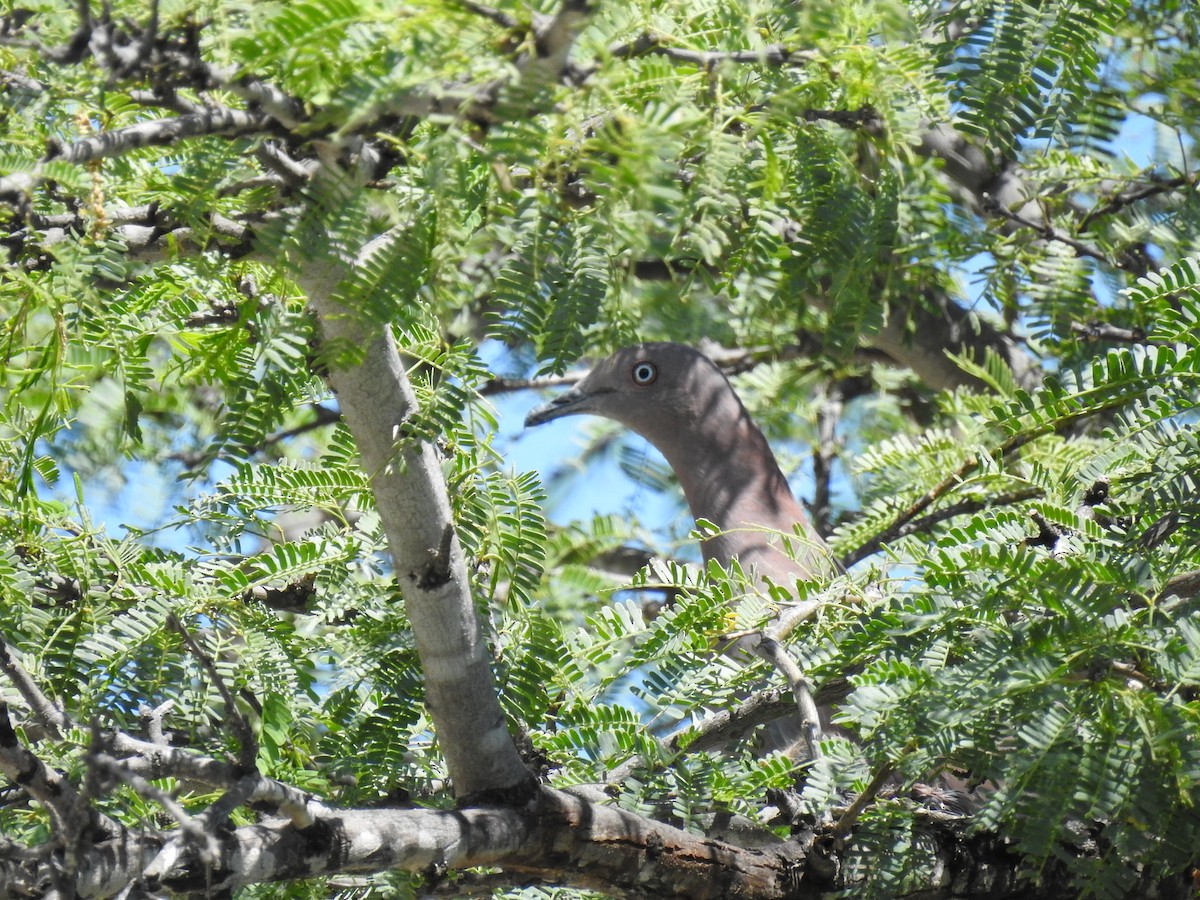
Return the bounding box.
[524,342,830,581]
[524,343,734,439]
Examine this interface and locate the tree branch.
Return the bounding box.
[982,194,1126,270]
[3,773,1190,898]
[603,31,817,70]
[846,431,1064,567]
[0,703,113,844]
[168,614,260,771]
[298,227,534,801]
[1069,320,1156,344]
[0,641,70,738]
[886,487,1043,545]
[1079,172,1196,232]
[811,383,843,539]
[50,106,273,166]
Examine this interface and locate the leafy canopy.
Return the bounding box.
[3,0,1200,896]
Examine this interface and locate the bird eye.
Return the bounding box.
[631,361,657,385]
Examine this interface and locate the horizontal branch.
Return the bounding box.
[450,0,520,29]
[7,779,1185,898]
[1162,568,1200,602]
[1079,172,1196,232]
[604,672,854,786]
[57,107,272,166]
[612,34,817,68]
[6,201,267,270]
[1069,320,1158,344]
[889,487,1043,543]
[981,194,1125,270]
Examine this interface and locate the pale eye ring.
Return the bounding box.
[631,361,658,385]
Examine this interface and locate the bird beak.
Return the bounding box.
[524,386,593,427]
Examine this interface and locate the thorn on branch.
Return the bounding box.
[414,524,456,590]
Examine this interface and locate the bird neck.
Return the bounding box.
[641,400,819,580]
[673,417,803,535]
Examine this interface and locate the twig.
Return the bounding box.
[256,141,317,187]
[831,757,899,838]
[523,0,592,76]
[564,31,819,83]
[222,71,305,129]
[982,194,1126,270]
[882,487,1043,547]
[91,751,219,861]
[749,636,824,762]
[811,383,844,539]
[605,677,854,784]
[802,106,883,131]
[1069,320,1156,344]
[607,32,816,69]
[481,372,582,396]
[168,403,340,468]
[1079,173,1195,232]
[167,615,259,771]
[0,642,72,738]
[845,452,986,567]
[108,730,241,784]
[769,586,856,643]
[107,728,323,827]
[138,699,175,745]
[488,336,873,398]
[603,698,759,785]
[449,0,519,29]
[846,386,1137,567]
[261,404,342,447]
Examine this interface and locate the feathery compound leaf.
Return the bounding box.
[941,0,1129,155]
[987,345,1189,438]
[1126,255,1200,342]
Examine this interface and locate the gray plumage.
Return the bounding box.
[527,346,988,809]
[525,342,831,586]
